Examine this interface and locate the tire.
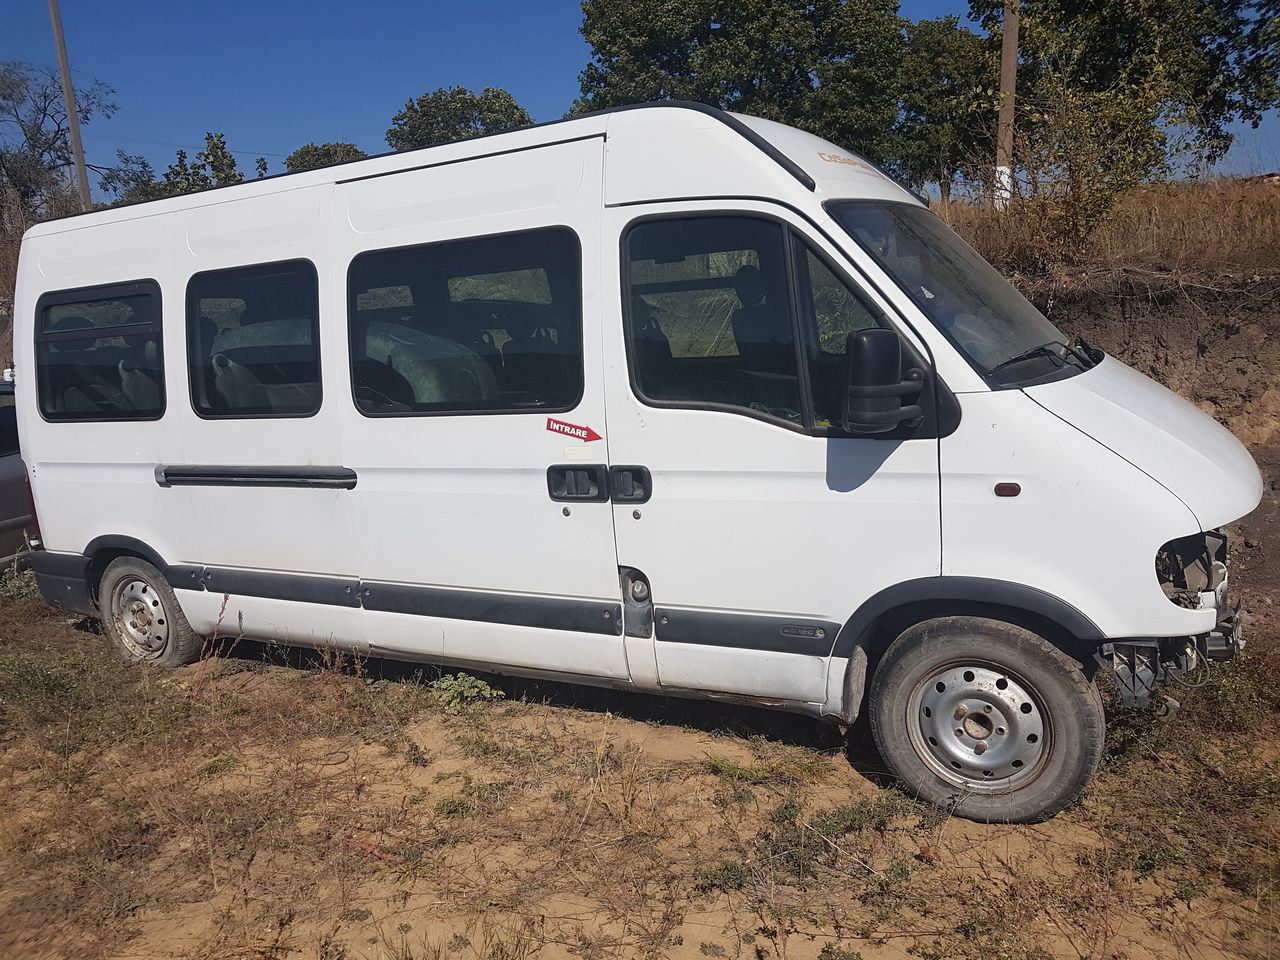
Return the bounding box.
[99,556,202,667]
[867,616,1104,823]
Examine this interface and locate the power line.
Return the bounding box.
[78,130,292,159]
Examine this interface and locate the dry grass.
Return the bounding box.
[0,577,1276,959]
[943,178,1280,274]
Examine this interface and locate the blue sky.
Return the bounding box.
[3,0,1276,187]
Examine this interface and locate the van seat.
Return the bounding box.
[210,318,320,412]
[362,321,497,406]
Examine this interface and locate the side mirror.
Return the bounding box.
[841,328,925,435]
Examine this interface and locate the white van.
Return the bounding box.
[14,103,1261,822]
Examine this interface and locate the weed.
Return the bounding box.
[693,862,746,893]
[0,563,37,604]
[405,741,431,767]
[1078,837,1184,878]
[434,777,500,820]
[705,744,827,786]
[817,945,864,960]
[811,796,914,836]
[753,800,825,882]
[201,756,242,777]
[430,673,504,714]
[456,730,534,768]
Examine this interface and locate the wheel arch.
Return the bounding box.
[83,535,191,602]
[832,577,1105,671]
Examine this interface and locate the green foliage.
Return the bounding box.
[894,17,999,198]
[0,61,126,213]
[809,795,913,836]
[816,945,865,960]
[121,133,264,203]
[284,141,367,173]
[704,748,827,785]
[693,861,746,893]
[973,0,1280,165]
[0,563,37,604]
[385,86,532,151]
[428,673,504,714]
[575,0,906,166]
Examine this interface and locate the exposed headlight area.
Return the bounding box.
[1156,530,1228,610]
[1107,530,1243,711]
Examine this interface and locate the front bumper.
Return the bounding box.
[1106,532,1245,707]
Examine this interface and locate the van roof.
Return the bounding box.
[24,101,918,239]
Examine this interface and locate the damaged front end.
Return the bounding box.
[1101,530,1244,709]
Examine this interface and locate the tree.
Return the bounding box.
[574,0,907,163]
[970,0,1280,164]
[893,17,998,202]
[386,87,532,151]
[120,133,262,203]
[0,61,144,215]
[285,141,367,173]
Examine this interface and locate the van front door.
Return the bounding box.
[602,206,943,708]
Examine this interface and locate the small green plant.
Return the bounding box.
[201,756,242,777]
[810,796,913,837]
[704,746,826,786]
[0,563,38,604]
[817,945,864,960]
[429,673,504,714]
[404,741,431,767]
[693,861,746,893]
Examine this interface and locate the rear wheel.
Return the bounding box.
[867,616,1104,823]
[100,557,202,667]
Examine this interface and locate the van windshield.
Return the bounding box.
[828,200,1088,386]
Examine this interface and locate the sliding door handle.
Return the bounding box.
[547,464,609,502]
[609,465,652,504]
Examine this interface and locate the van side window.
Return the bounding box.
[35,280,165,422]
[793,237,884,428]
[625,217,803,425]
[348,227,582,415]
[187,260,321,418]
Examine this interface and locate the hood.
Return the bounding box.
[1024,356,1262,531]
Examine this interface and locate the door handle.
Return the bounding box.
[547,464,609,502]
[609,465,652,504]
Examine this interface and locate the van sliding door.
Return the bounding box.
[335,139,629,680]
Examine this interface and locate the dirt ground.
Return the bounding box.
[0,275,1277,960]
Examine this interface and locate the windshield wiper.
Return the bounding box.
[986,340,1085,379]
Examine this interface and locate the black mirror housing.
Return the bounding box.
[841,328,925,435]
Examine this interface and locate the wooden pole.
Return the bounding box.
[48,0,92,211]
[994,0,1020,211]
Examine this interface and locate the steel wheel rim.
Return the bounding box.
[111,577,170,659]
[906,660,1051,793]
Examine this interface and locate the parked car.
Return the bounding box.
[0,372,32,565]
[12,102,1261,822]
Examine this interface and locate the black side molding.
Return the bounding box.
[157,465,358,489]
[200,568,362,608]
[830,576,1106,658]
[656,607,841,657]
[362,581,623,637]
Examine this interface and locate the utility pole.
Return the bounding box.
[994,0,1020,212]
[48,0,92,211]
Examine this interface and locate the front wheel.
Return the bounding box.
[867,617,1104,823]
